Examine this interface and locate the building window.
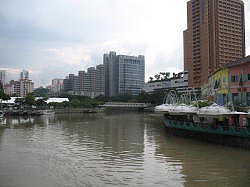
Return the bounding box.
[223,76,226,83]
[247,92,250,106]
[231,75,238,82]
[248,74,250,81]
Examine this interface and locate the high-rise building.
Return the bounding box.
[104,51,118,97]
[83,67,97,98]
[78,71,85,92]
[19,79,34,97]
[62,65,104,97]
[104,51,145,96]
[184,0,245,88]
[0,70,6,85]
[20,69,29,80]
[96,64,105,96]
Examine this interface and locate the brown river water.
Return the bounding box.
[0,112,249,187]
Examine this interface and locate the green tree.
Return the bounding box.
[35,97,48,107]
[154,74,161,81]
[149,77,154,82]
[33,87,50,97]
[164,72,170,80]
[0,82,10,109]
[24,93,36,106]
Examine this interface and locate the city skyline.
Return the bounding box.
[0,0,250,87]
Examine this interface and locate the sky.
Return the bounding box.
[0,0,250,87]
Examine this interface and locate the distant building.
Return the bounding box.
[78,70,85,93]
[104,51,145,96]
[62,64,105,98]
[20,69,29,80]
[4,80,16,96]
[0,70,6,85]
[19,79,34,97]
[96,64,105,96]
[51,79,64,96]
[184,0,245,88]
[4,69,34,97]
[63,74,75,94]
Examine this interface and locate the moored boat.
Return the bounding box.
[155,92,250,149]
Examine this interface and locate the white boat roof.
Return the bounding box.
[46,98,69,103]
[198,103,231,115]
[2,97,21,104]
[1,97,69,104]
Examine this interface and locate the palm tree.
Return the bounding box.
[154,74,161,81]
[164,72,170,80]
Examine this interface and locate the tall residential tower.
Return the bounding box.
[184,0,245,88]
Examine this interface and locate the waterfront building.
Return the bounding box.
[104,51,145,96]
[184,0,245,88]
[0,70,6,85]
[205,56,250,106]
[226,56,250,106]
[206,68,229,105]
[143,71,193,94]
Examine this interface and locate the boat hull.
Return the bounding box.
[163,119,250,149]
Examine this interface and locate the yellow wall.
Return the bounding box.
[208,68,228,95]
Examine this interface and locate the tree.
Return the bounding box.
[35,98,48,107]
[0,82,10,109]
[154,74,161,81]
[33,87,50,97]
[149,77,154,82]
[24,93,36,106]
[164,72,170,80]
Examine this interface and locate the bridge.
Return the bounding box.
[101,102,151,110]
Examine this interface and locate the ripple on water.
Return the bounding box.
[1,114,250,187]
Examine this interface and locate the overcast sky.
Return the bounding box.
[0,0,250,87]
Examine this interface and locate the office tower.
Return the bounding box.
[184,0,245,88]
[0,70,6,85]
[104,51,145,96]
[104,51,118,97]
[20,69,29,80]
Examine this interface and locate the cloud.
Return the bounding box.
[0,0,249,87]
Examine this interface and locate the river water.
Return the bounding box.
[0,112,249,187]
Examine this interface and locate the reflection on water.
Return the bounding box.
[0,113,249,187]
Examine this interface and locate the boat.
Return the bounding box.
[155,92,250,149]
